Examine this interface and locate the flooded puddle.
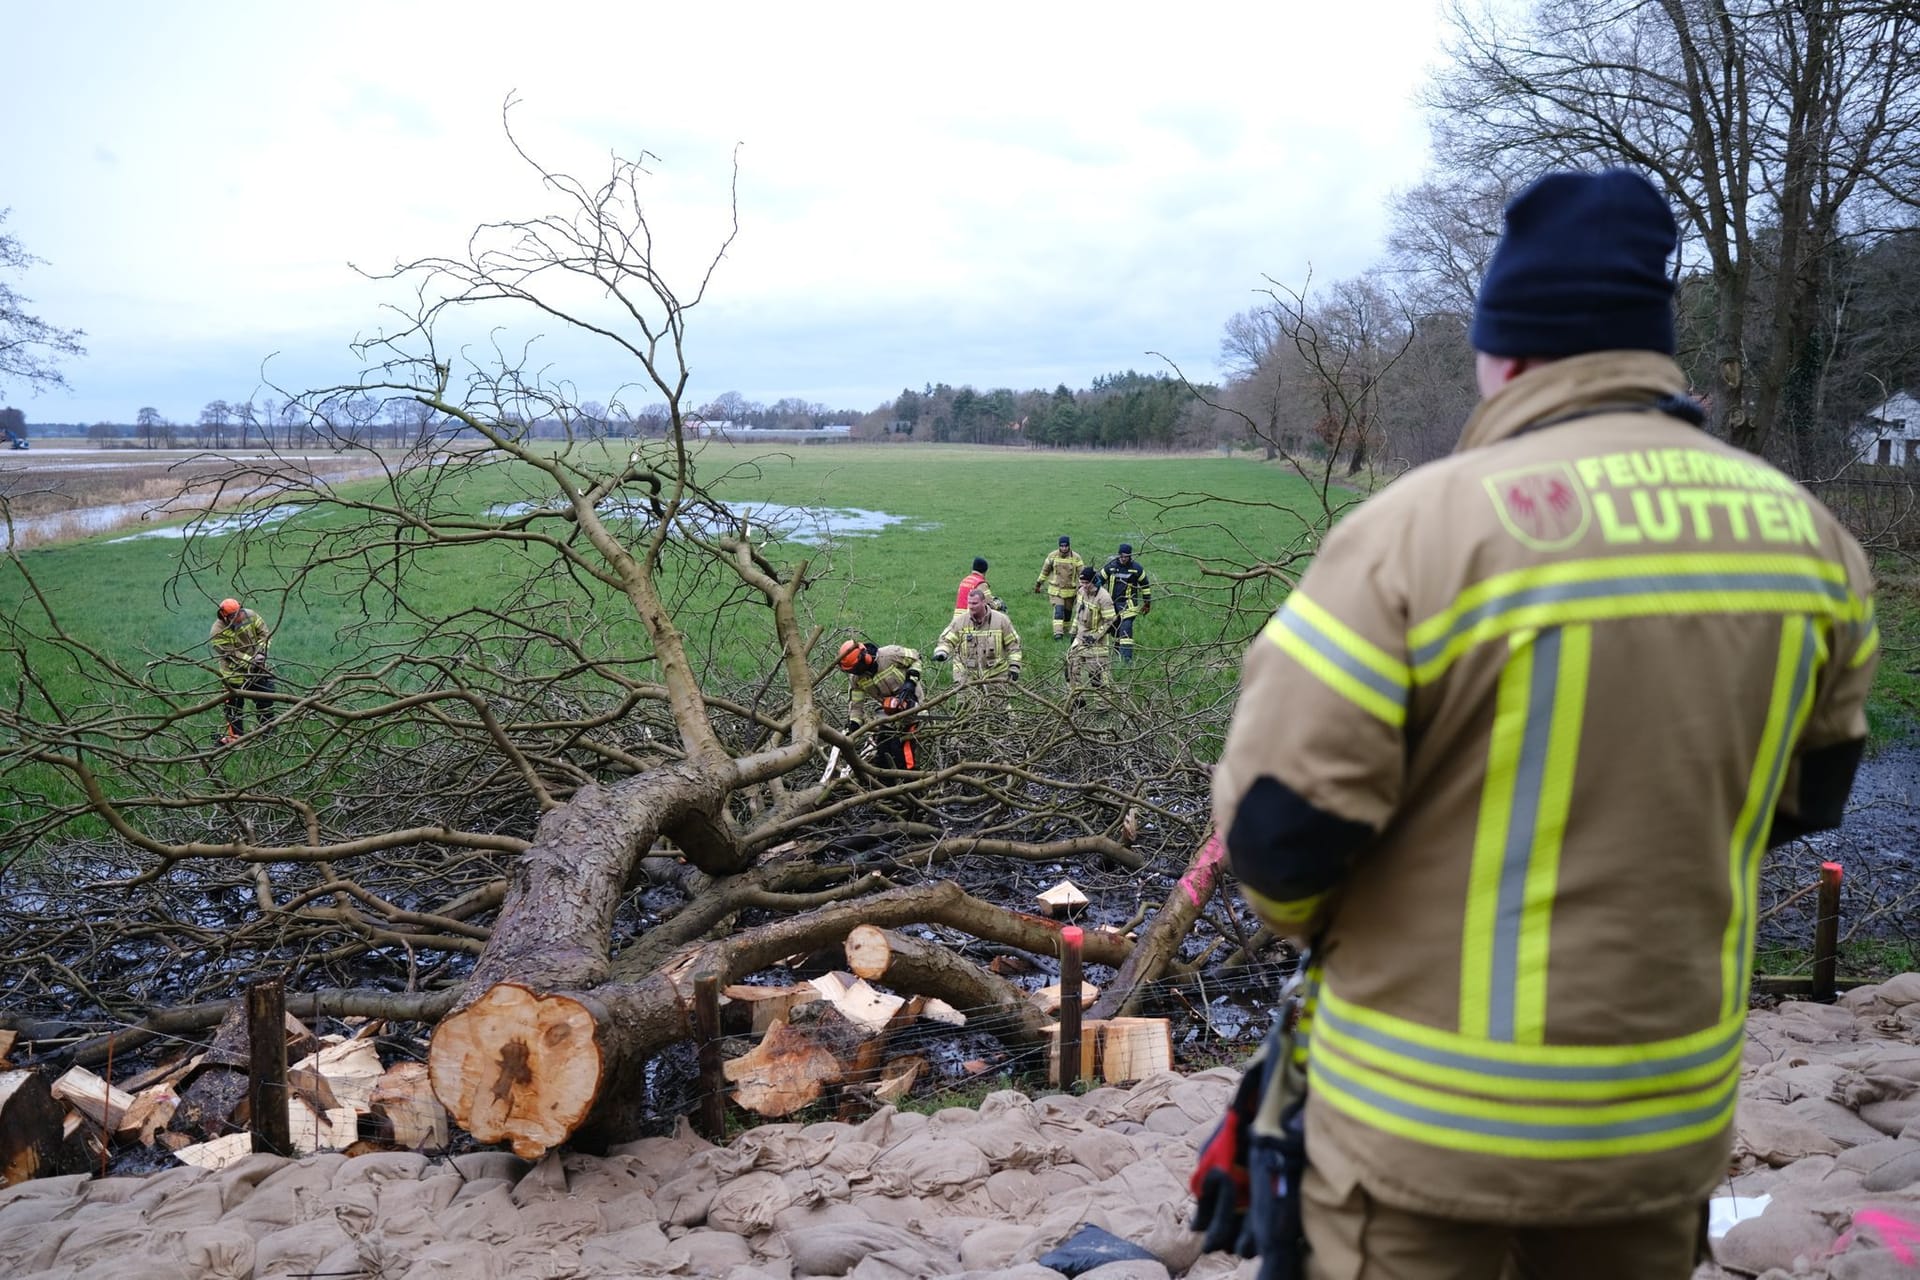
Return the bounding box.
[106,505,303,542]
[482,498,921,546]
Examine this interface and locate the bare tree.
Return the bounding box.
[1427,0,1920,463]
[0,210,86,397]
[2,111,1231,1157]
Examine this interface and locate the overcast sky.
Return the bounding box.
[4,2,1449,425]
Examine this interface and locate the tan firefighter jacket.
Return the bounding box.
[1213,351,1878,1224]
[1037,547,1085,600]
[1072,586,1117,647]
[848,644,922,727]
[937,609,1023,683]
[210,609,271,689]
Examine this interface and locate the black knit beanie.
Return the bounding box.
[973,556,989,572]
[1470,170,1679,358]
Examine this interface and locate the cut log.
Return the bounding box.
[1031,982,1102,1015]
[51,1066,135,1132]
[807,972,905,1035]
[723,1020,843,1118]
[369,1062,449,1150]
[921,998,966,1027]
[722,984,821,1035]
[788,999,892,1084]
[427,983,602,1159]
[1037,880,1088,915]
[3,1070,90,1185]
[171,1003,252,1139]
[117,1053,201,1096]
[1098,1018,1173,1084]
[872,1056,925,1105]
[844,924,892,980]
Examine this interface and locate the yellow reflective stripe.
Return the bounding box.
[1314,1007,1741,1102]
[1851,620,1880,669]
[1460,636,1532,1039]
[1407,554,1860,684]
[1516,624,1589,1043]
[1311,1041,1737,1159]
[1263,592,1409,728]
[1719,618,1822,1020]
[1242,884,1331,933]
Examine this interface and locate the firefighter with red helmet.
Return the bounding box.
[835,639,923,770]
[210,597,276,744]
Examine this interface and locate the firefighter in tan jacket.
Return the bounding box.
[1206,171,1877,1278]
[936,587,1023,693]
[1035,535,1084,639]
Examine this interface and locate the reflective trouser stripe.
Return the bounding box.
[1459,625,1590,1043]
[1720,616,1823,1019]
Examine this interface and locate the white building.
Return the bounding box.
[1856,390,1920,466]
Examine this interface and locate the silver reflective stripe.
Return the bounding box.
[1488,628,1560,1041]
[1273,602,1408,706]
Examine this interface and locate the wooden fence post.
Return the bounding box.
[1059,926,1084,1092]
[693,972,727,1141]
[246,978,291,1157]
[1813,862,1843,1003]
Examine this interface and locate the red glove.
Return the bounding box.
[1190,1061,1262,1254]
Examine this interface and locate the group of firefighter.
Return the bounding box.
[831,535,1153,769]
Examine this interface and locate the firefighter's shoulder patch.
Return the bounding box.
[1483,462,1591,551]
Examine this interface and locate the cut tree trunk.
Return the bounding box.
[2,1070,91,1185]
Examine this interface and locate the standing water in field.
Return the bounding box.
[481,498,922,546]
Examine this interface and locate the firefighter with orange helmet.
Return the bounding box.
[210,597,276,743]
[835,639,923,770]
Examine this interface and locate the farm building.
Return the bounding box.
[1854,390,1920,466]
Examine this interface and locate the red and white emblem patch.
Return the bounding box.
[1483,463,1591,550]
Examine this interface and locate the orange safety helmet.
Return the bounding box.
[837,639,870,672]
[217,598,242,619]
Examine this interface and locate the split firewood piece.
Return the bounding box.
[723,1020,843,1118]
[173,1131,253,1171]
[293,1035,386,1113]
[1036,880,1088,916]
[1097,1018,1173,1084]
[3,1069,91,1186]
[426,983,601,1160]
[844,924,893,980]
[871,1056,925,1105]
[171,1004,252,1140]
[0,1029,15,1066]
[1030,982,1102,1015]
[807,972,905,1036]
[61,1112,107,1170]
[921,999,966,1027]
[283,1013,319,1065]
[117,1053,201,1096]
[789,998,894,1084]
[723,984,822,1036]
[51,1065,135,1132]
[988,954,1034,976]
[369,1062,448,1150]
[284,1096,358,1156]
[287,1068,340,1114]
[118,1084,180,1146]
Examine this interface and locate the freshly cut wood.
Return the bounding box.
[173,1131,253,1171]
[921,998,966,1027]
[723,1020,843,1117]
[118,1084,180,1145]
[3,1070,90,1185]
[117,1053,201,1096]
[171,1004,252,1139]
[1046,1021,1101,1086]
[370,1062,449,1150]
[1098,1018,1173,1084]
[844,925,892,980]
[807,972,905,1035]
[287,1068,340,1114]
[789,999,891,1084]
[427,983,600,1159]
[872,1056,925,1104]
[294,1036,386,1113]
[722,984,821,1035]
[61,1112,107,1170]
[51,1065,135,1131]
[1031,982,1101,1015]
[284,1097,358,1156]
[1037,880,1088,915]
[0,1029,15,1065]
[282,1012,319,1067]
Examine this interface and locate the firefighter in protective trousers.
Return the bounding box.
[1034,535,1084,640]
[210,597,276,743]
[1100,543,1152,663]
[935,587,1023,698]
[836,639,923,770]
[1200,170,1877,1279]
[1067,566,1117,691]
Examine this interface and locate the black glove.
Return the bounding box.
[900,678,919,707]
[1009,667,1020,682]
[1190,1061,1262,1256]
[845,718,860,734]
